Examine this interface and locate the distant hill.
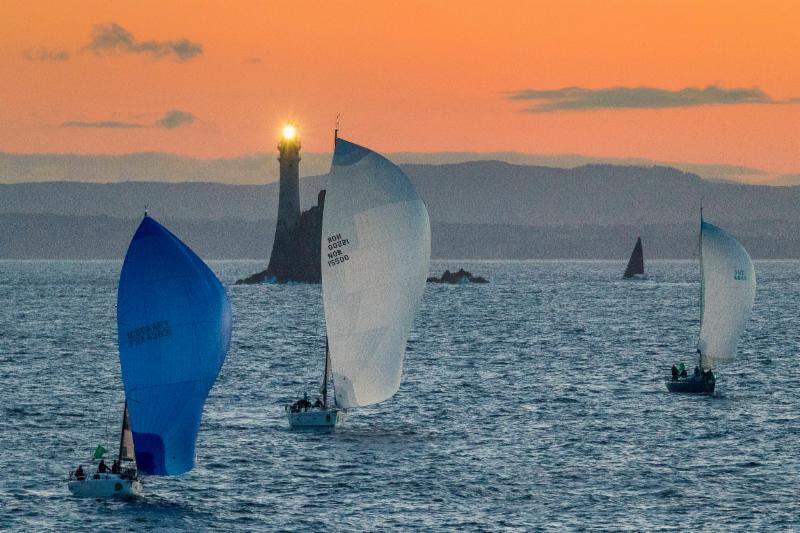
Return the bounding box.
[3,162,800,226]
[2,161,799,259]
[0,150,763,184]
[404,162,800,226]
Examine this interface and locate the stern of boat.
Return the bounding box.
[286,407,346,430]
[67,472,142,498]
[664,376,715,394]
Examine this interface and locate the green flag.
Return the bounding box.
[93,445,107,459]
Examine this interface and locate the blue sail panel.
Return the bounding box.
[117,216,232,476]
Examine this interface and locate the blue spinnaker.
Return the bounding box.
[117,215,232,475]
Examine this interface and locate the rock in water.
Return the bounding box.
[426,268,488,284]
[235,190,325,284]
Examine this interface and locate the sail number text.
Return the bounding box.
[326,233,351,268]
[127,320,171,346]
[734,269,748,281]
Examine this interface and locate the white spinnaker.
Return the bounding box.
[697,220,756,368]
[322,138,431,408]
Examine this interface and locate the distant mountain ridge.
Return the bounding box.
[2,161,799,226]
[0,150,772,184]
[2,161,800,259]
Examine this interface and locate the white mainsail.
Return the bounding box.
[322,138,431,408]
[697,219,756,368]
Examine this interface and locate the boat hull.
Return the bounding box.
[665,378,715,394]
[287,408,346,430]
[68,473,142,498]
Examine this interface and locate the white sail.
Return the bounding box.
[697,220,756,368]
[322,138,431,408]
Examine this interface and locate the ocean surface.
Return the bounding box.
[1,259,798,531]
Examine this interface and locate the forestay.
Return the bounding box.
[117,216,232,475]
[697,220,756,368]
[322,138,431,408]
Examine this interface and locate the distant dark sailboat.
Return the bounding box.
[623,237,646,279]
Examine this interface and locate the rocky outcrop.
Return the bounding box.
[235,190,325,284]
[427,268,488,284]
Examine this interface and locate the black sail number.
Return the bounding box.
[326,233,351,268]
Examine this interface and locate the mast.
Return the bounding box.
[698,205,705,368]
[322,338,329,408]
[334,113,339,141]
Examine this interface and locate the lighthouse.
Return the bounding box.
[235,123,325,285]
[266,124,301,278]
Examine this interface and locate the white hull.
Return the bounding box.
[287,408,346,430]
[68,473,142,498]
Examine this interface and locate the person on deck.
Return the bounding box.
[111,460,121,474]
[75,465,86,481]
[297,393,312,412]
[313,397,323,409]
[97,459,108,473]
[671,365,679,381]
[694,366,701,379]
[679,367,688,378]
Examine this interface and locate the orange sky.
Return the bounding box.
[1,0,798,176]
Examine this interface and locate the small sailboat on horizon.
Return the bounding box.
[68,214,232,497]
[287,135,431,429]
[623,236,646,279]
[665,210,755,394]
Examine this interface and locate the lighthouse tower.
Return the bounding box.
[235,123,325,285]
[266,125,301,278]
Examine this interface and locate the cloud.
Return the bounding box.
[23,48,70,62]
[61,110,195,129]
[507,85,793,112]
[86,23,202,62]
[156,110,195,129]
[62,120,142,129]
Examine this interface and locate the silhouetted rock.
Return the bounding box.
[236,190,325,284]
[427,268,488,284]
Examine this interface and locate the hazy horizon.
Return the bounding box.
[1,149,796,186]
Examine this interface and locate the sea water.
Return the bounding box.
[0,260,798,530]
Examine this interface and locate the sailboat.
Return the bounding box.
[623,236,646,279]
[67,403,142,498]
[666,211,755,394]
[287,136,431,429]
[68,214,232,496]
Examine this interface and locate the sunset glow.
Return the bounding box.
[1,0,798,179]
